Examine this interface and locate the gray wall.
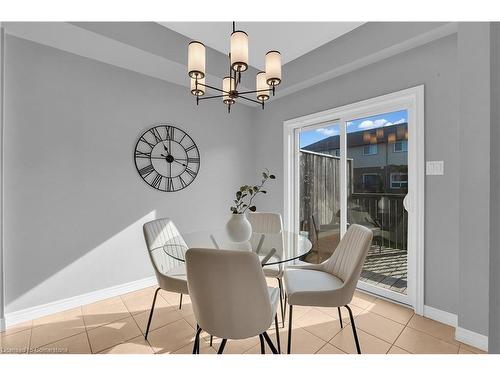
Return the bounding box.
[490,22,500,353]
[457,23,490,337]
[253,35,460,314]
[3,35,255,313]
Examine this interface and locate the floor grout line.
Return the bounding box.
[27,323,33,354]
[94,332,146,354]
[402,324,460,351]
[30,307,88,350]
[83,316,93,354]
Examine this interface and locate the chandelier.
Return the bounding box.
[187,22,282,113]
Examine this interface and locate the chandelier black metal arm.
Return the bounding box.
[197,94,226,101]
[237,94,266,106]
[195,81,227,94]
[195,83,273,102]
[195,87,271,109]
[237,88,275,96]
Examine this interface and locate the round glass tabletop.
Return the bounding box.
[156,229,312,266]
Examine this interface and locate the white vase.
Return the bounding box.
[225,213,252,243]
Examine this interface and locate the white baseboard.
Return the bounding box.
[455,326,489,352]
[423,305,458,327]
[423,305,488,352]
[4,276,157,329]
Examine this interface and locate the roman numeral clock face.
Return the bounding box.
[134,125,200,192]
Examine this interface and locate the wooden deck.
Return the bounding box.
[304,243,407,294]
[360,245,407,294]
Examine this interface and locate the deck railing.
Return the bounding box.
[299,150,408,251]
[349,192,407,250]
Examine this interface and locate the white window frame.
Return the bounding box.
[363,144,378,155]
[283,85,425,314]
[393,140,408,153]
[390,172,408,189]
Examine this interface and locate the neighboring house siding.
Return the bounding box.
[303,124,408,194]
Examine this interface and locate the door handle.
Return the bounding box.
[403,194,410,212]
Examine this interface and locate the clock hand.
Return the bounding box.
[172,159,187,168]
[163,143,170,155]
[136,156,169,160]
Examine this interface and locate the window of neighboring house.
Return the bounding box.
[331,148,340,157]
[362,173,381,190]
[363,144,378,155]
[393,140,408,152]
[390,173,408,189]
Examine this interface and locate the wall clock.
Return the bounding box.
[134,125,200,192]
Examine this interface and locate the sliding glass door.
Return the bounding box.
[345,111,409,297]
[294,107,414,305]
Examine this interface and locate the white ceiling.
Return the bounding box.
[159,22,364,70]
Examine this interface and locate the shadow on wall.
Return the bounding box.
[6,210,158,312]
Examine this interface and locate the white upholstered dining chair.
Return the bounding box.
[186,248,281,354]
[247,212,286,326]
[284,224,373,354]
[142,218,189,339]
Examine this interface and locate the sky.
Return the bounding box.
[299,109,408,147]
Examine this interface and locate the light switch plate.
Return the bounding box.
[426,161,444,175]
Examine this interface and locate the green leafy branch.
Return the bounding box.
[230,169,276,214]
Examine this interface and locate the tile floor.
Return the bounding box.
[0,283,486,355]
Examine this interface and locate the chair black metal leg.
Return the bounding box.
[274,314,281,354]
[144,287,160,340]
[287,305,293,354]
[217,339,227,354]
[338,307,344,328]
[209,335,213,347]
[193,326,202,354]
[259,334,265,354]
[345,305,361,354]
[262,332,278,354]
[179,293,183,309]
[277,278,285,326]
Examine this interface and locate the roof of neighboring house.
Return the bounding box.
[303,123,408,153]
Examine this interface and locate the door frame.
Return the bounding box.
[283,85,425,314]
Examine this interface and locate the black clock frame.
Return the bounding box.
[134,124,200,192]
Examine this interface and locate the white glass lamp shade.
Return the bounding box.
[190,77,205,96]
[230,31,249,72]
[265,51,282,86]
[188,41,206,79]
[256,72,270,101]
[222,76,236,104]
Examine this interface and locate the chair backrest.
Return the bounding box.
[143,218,186,280]
[320,224,373,296]
[186,248,274,340]
[247,212,283,234]
[248,212,284,256]
[348,207,378,227]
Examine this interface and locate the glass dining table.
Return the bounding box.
[158,228,313,266]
